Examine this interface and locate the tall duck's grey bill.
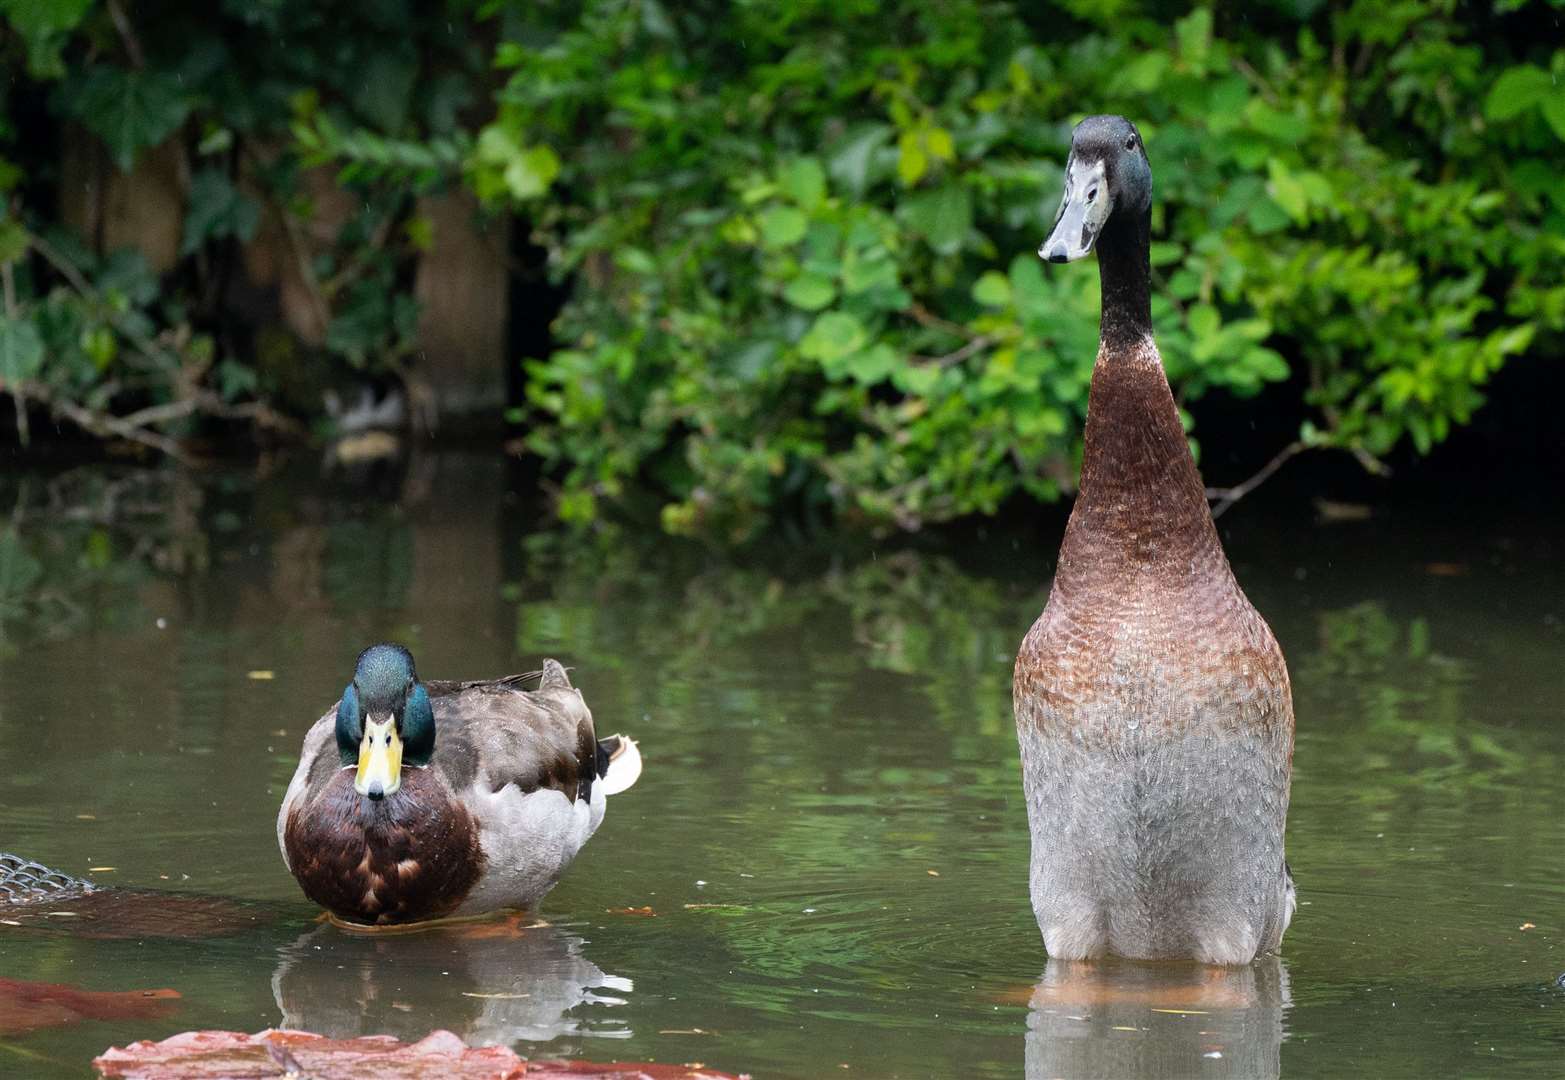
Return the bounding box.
[1040,156,1110,264]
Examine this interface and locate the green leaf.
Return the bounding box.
[758,205,808,249]
[1175,7,1212,70]
[505,145,560,200]
[350,50,419,132]
[780,158,827,210]
[0,313,45,382]
[1245,101,1308,144]
[1245,346,1290,381]
[1009,253,1050,319]
[64,66,193,172]
[1542,94,1565,142]
[1266,159,1308,222]
[0,0,93,40]
[1117,52,1169,94]
[471,127,560,202]
[972,270,1011,308]
[1491,322,1536,356]
[893,362,940,396]
[97,249,157,306]
[828,124,892,198]
[1247,196,1291,234]
[1484,66,1552,121]
[181,169,259,256]
[784,272,837,311]
[924,126,955,162]
[799,311,867,362]
[0,219,29,264]
[614,247,656,275]
[844,343,896,385]
[842,253,898,295]
[1187,303,1220,341]
[897,131,927,187]
[903,185,972,256]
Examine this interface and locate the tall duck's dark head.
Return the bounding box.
[334,643,434,801]
[1040,115,1152,264]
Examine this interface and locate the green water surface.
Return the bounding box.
[0,457,1560,1078]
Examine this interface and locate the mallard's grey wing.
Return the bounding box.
[431,660,599,802]
[424,670,545,698]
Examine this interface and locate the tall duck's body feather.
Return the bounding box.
[1014,116,1294,965]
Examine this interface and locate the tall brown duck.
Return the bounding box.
[1014,116,1295,965]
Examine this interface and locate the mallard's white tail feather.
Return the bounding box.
[599,735,642,796]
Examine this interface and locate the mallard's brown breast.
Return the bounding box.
[283,769,485,926]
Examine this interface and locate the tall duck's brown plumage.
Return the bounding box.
[1014,116,1295,965]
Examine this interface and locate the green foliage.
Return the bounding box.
[0,0,500,444]
[181,169,258,256]
[59,66,193,172]
[486,0,1563,537]
[0,1,1560,539]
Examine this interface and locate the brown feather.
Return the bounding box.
[283,768,484,926]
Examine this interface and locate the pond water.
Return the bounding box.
[0,455,1560,1078]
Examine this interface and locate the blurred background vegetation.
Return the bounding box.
[0,0,1561,540]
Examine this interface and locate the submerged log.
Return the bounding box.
[2,853,280,939]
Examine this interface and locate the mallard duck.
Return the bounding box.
[1014,116,1295,965]
[278,644,641,927]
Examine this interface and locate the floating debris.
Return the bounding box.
[93,1028,749,1078]
[0,977,178,1036]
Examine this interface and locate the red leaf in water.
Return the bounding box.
[528,1065,748,1079]
[0,977,179,1036]
[94,1029,527,1079]
[92,1029,750,1080]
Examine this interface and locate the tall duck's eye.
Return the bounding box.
[1125,134,1138,151]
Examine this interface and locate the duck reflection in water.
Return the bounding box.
[272,919,632,1047]
[1025,956,1291,1080]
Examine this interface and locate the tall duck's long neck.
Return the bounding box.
[1056,208,1227,582]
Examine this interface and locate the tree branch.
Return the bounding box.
[48,393,193,462]
[908,334,994,368]
[1206,439,1304,519]
[906,302,974,339]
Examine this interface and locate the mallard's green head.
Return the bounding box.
[1041,114,1151,263]
[334,643,434,801]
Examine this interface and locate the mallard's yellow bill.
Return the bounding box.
[355,717,403,798]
